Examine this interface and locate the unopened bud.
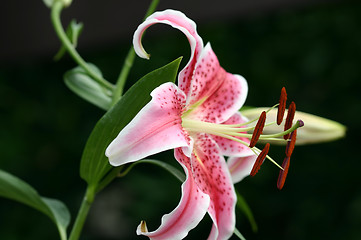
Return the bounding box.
[241,107,346,145]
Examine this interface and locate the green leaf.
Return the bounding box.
[0,169,70,240]
[54,20,84,61]
[234,227,247,240]
[64,63,112,110]
[236,190,258,233]
[80,57,182,186]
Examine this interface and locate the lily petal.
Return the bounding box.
[227,154,258,183]
[190,134,236,240]
[188,47,248,123]
[137,151,210,240]
[106,83,189,166]
[133,9,204,96]
[186,43,223,106]
[213,112,253,157]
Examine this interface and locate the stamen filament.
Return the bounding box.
[216,120,303,139]
[204,131,250,147]
[258,120,303,139]
[183,104,280,131]
[265,154,284,170]
[228,104,279,127]
[265,121,277,127]
[183,119,257,133]
[251,146,284,170]
[188,127,285,170]
[184,119,303,143]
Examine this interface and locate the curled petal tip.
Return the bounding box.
[143,53,151,60]
[136,221,149,235]
[132,9,203,72]
[133,40,151,59]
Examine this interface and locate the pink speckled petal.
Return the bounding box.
[191,134,236,240]
[106,82,189,166]
[137,155,210,240]
[228,154,258,183]
[188,47,248,123]
[213,112,253,157]
[133,9,203,96]
[186,43,222,106]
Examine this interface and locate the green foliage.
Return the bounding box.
[234,227,247,240]
[0,169,70,240]
[80,57,182,187]
[236,190,258,233]
[64,63,112,110]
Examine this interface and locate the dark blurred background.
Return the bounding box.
[1,0,360,239]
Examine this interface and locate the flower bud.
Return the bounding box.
[43,0,72,8]
[241,107,346,145]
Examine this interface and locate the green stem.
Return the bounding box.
[51,1,114,90]
[111,0,160,104]
[95,166,123,194]
[68,185,96,240]
[112,48,136,104]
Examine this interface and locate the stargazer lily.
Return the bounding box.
[106,10,303,240]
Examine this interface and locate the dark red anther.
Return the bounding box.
[250,143,270,176]
[277,156,290,190]
[285,130,297,157]
[283,101,296,140]
[249,111,266,148]
[277,87,287,125]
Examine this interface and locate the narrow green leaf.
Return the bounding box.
[236,190,258,233]
[119,159,186,183]
[80,57,182,186]
[64,63,112,110]
[234,227,247,240]
[54,20,84,61]
[0,169,70,240]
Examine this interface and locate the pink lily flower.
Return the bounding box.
[106,10,302,240]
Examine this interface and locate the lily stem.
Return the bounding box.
[112,0,160,104]
[112,47,136,104]
[95,166,123,194]
[68,185,96,240]
[51,1,114,90]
